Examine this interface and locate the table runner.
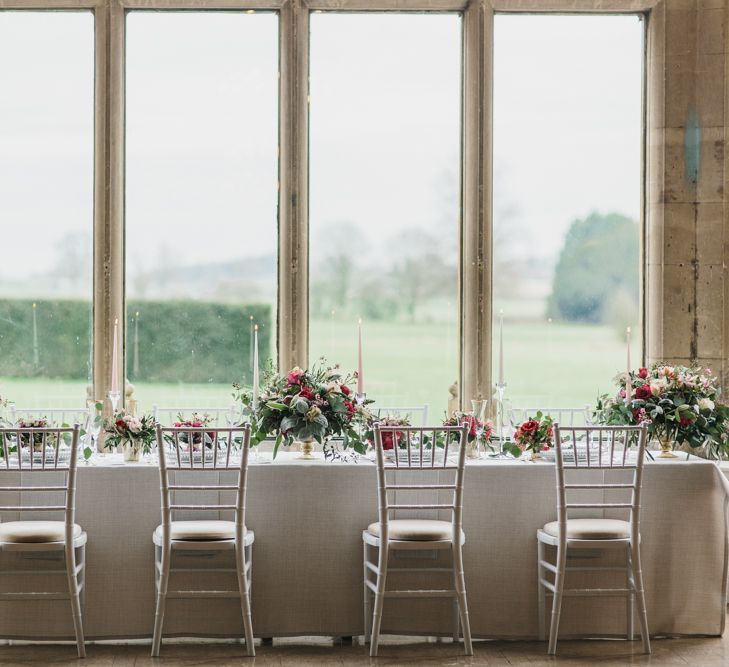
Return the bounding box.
[0,454,725,640]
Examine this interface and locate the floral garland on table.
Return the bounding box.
[234,359,371,458]
[104,411,156,455]
[595,363,729,458]
[512,412,554,459]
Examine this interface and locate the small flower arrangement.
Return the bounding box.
[104,411,156,455]
[16,416,51,451]
[363,415,411,451]
[173,412,215,449]
[595,363,729,458]
[443,414,494,448]
[513,411,554,460]
[234,359,370,458]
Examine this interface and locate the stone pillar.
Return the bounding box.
[646,0,728,387]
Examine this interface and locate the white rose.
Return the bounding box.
[324,381,341,394]
[128,417,143,433]
[698,398,715,412]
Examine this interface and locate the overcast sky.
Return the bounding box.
[0,10,642,288]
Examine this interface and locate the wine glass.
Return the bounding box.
[85,404,102,465]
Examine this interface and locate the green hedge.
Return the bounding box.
[0,299,272,384]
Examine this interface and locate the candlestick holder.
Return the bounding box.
[108,391,121,413]
[492,383,510,458]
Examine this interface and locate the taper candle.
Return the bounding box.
[625,326,632,405]
[357,319,364,395]
[498,310,504,386]
[252,325,260,411]
[111,318,119,395]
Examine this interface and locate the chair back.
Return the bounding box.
[0,425,81,537]
[10,407,90,429]
[508,405,592,427]
[155,424,251,534]
[553,424,648,540]
[374,405,429,427]
[152,406,237,427]
[372,423,468,539]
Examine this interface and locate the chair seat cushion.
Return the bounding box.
[0,521,82,543]
[154,520,244,541]
[367,519,456,541]
[543,518,631,540]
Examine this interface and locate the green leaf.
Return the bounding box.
[83,447,93,461]
[503,442,523,459]
[266,401,288,411]
[272,432,283,459]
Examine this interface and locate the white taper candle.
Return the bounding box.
[252,324,260,411]
[498,310,504,386]
[357,319,364,395]
[111,318,119,395]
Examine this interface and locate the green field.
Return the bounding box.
[1,318,634,419]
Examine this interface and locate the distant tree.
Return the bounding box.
[548,212,639,323]
[390,228,455,322]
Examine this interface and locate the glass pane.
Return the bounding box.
[0,12,94,410]
[493,15,643,411]
[309,14,461,420]
[125,11,278,414]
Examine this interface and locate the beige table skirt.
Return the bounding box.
[0,454,726,640]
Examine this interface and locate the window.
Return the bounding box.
[0,11,94,408]
[125,11,279,412]
[492,14,643,409]
[309,13,462,419]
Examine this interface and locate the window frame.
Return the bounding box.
[1,0,656,424]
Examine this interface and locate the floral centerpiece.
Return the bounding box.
[234,359,369,459]
[104,411,156,462]
[16,416,51,451]
[595,364,729,459]
[173,412,215,450]
[443,414,494,457]
[513,412,554,461]
[363,415,411,453]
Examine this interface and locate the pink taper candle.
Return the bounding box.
[111,318,119,395]
[357,319,364,395]
[625,326,632,405]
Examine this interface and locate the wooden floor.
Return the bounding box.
[0,635,727,666]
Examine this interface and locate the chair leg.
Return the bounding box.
[452,597,460,643]
[626,546,634,641]
[369,541,388,658]
[631,541,651,654]
[236,540,256,657]
[362,541,371,645]
[65,541,85,659]
[547,542,567,656]
[151,542,170,657]
[537,538,546,641]
[453,542,472,656]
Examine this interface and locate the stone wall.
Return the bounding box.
[646,0,729,386]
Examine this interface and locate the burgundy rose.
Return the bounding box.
[381,430,402,451]
[634,384,652,400]
[344,400,355,416]
[340,384,351,396]
[520,419,539,435]
[680,416,693,427]
[287,368,304,385]
[115,419,126,429]
[299,386,315,401]
[638,367,649,379]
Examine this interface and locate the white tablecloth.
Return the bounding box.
[0,453,726,640]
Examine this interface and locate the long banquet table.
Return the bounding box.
[0,453,727,641]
